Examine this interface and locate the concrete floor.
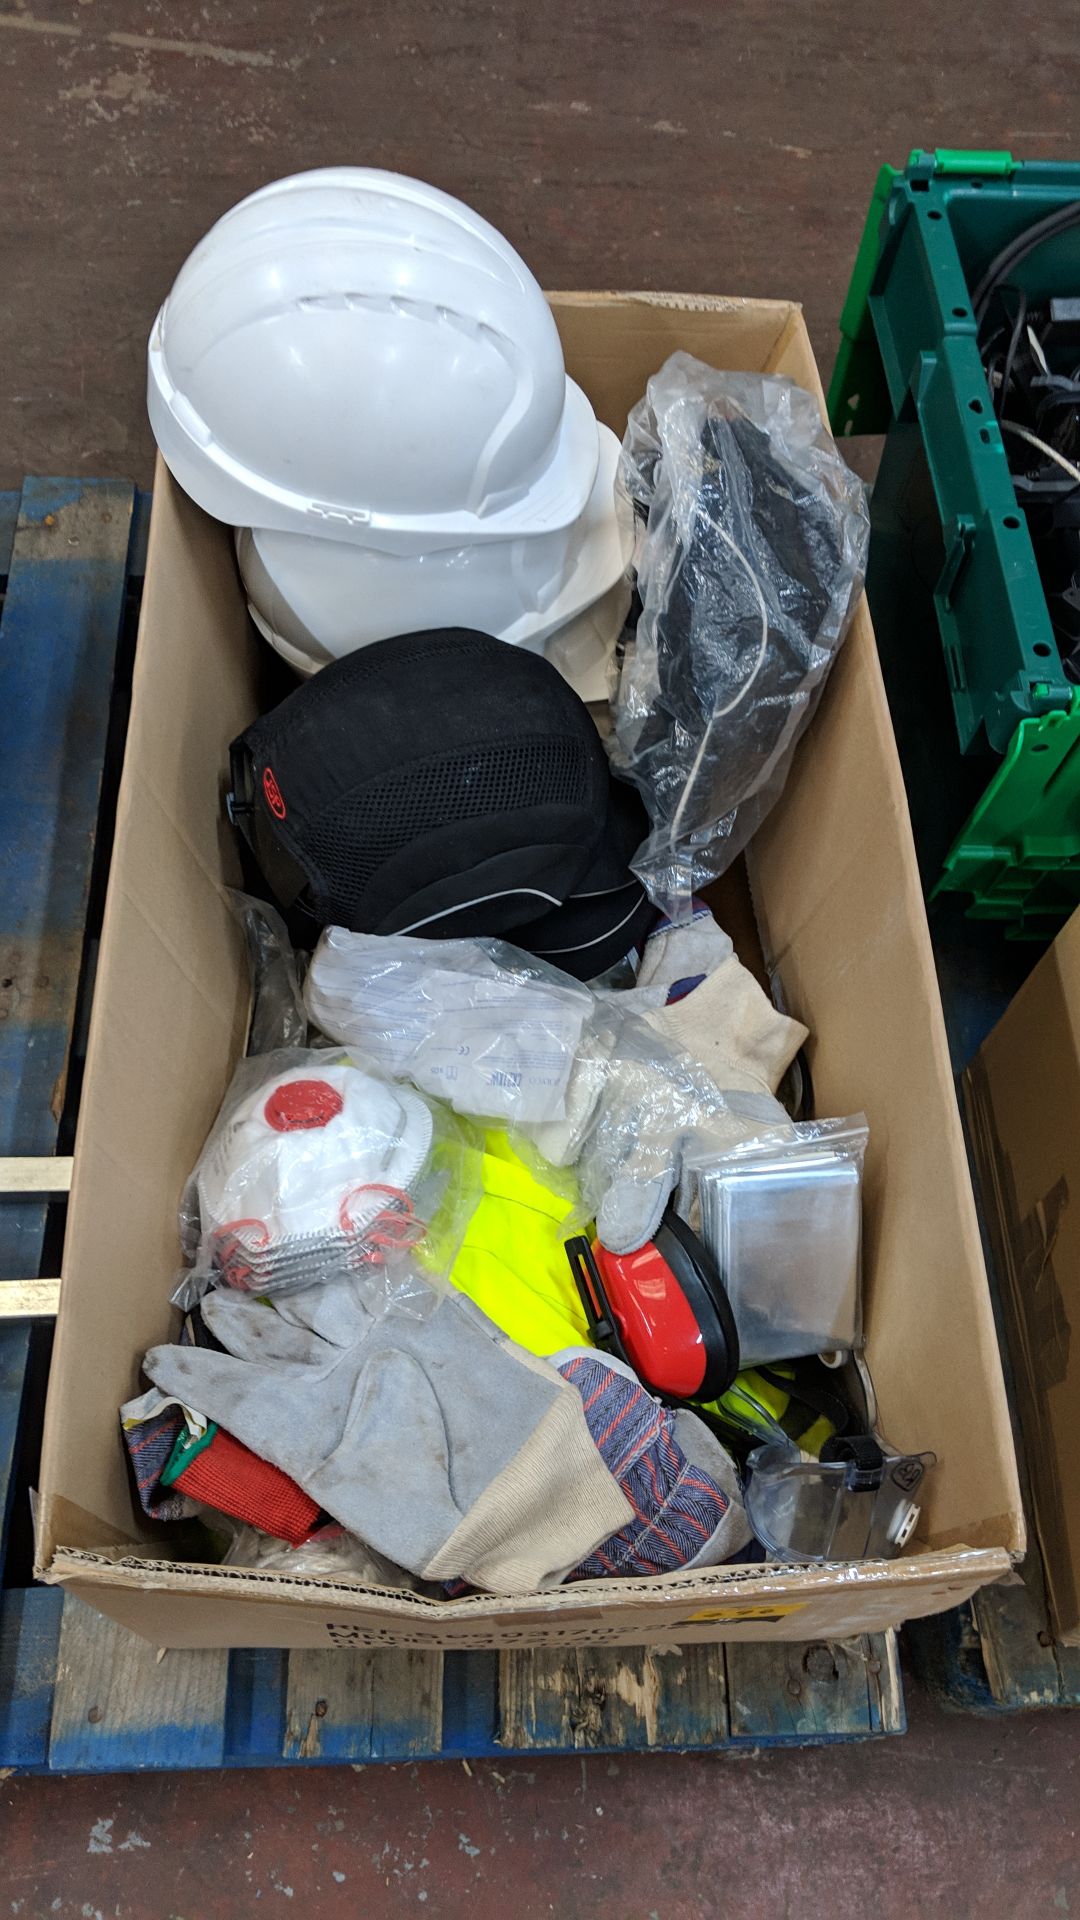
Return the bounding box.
[4,0,1080,1911]
[3,0,1079,489]
[3,1672,1080,1918]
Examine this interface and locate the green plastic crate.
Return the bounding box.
[830,149,1080,934]
[937,693,1080,924]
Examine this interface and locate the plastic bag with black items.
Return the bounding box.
[611,355,870,915]
[174,1047,483,1316]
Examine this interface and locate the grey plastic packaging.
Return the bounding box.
[687,1117,868,1363]
[611,355,870,915]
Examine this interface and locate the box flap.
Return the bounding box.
[45,1544,1012,1650]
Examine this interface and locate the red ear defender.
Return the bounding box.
[566,1208,739,1403]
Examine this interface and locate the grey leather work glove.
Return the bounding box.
[144,1274,631,1596]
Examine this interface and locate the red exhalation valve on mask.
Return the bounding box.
[565,1208,740,1403]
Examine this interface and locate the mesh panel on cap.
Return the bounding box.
[304,735,592,921]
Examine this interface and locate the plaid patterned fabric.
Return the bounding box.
[559,1353,731,1579]
[122,1402,191,1522]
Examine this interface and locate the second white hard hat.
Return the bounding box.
[235,424,633,676]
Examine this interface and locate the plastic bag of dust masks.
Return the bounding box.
[119,167,934,1595]
[173,1049,481,1315]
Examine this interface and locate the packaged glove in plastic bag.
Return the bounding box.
[685,1116,869,1363]
[612,354,870,912]
[305,928,801,1258]
[524,998,786,1255]
[305,929,592,1126]
[175,1048,480,1312]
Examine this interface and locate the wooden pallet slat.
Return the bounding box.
[725,1632,903,1742]
[910,1552,1080,1715]
[0,479,133,1183]
[498,1644,730,1753]
[974,1569,1073,1710]
[0,1279,60,1321]
[0,1628,907,1771]
[0,1156,73,1197]
[283,1648,444,1763]
[48,1597,230,1774]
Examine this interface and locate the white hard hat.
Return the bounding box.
[235,425,634,674]
[148,167,600,549]
[248,573,631,703]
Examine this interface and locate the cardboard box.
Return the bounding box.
[964,906,1080,1643]
[35,294,1024,1650]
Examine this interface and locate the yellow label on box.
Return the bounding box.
[679,1601,808,1624]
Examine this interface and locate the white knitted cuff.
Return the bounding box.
[651,955,807,1098]
[423,1372,632,1595]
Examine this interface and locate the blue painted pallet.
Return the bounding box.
[0,480,903,1773]
[0,1591,902,1772]
[0,480,138,1582]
